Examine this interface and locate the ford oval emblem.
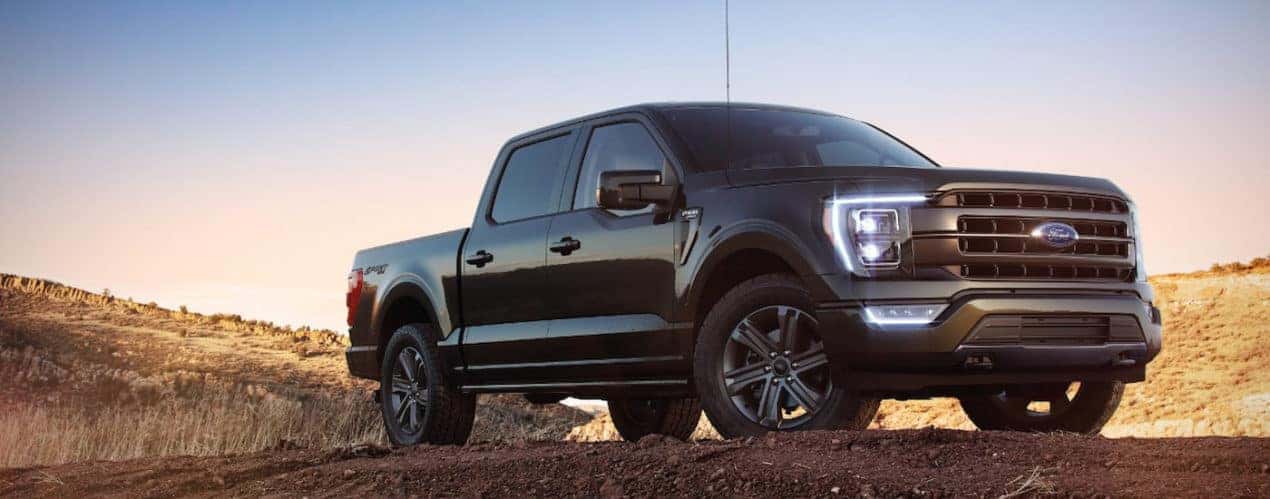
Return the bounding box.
[1032,222,1080,248]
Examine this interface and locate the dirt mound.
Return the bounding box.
[0,274,589,467]
[3,429,1266,498]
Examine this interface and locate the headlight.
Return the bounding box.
[824,194,927,275]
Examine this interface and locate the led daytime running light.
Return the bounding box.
[828,194,927,272]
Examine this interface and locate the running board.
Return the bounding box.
[459,379,689,397]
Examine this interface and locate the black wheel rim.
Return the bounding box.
[389,346,429,434]
[721,305,831,430]
[989,382,1082,420]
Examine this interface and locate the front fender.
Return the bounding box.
[684,219,833,318]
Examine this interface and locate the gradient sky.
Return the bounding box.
[2,1,1267,331]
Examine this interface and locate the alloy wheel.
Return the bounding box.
[389,346,430,434]
[720,305,831,429]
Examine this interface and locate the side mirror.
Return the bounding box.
[597,170,676,211]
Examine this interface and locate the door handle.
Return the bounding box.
[465,250,493,267]
[549,237,581,256]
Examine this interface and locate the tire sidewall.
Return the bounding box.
[379,324,444,446]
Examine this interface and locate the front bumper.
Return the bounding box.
[817,292,1163,392]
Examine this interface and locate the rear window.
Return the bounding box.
[490,134,572,223]
[660,107,936,171]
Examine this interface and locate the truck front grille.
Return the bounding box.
[956,216,1130,257]
[944,190,1129,214]
[956,264,1130,281]
[913,189,1138,281]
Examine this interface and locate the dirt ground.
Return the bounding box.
[2,429,1267,498]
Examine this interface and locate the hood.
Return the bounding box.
[725,165,1128,199]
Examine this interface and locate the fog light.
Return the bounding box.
[860,243,883,260]
[863,304,948,325]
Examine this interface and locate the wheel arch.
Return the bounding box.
[373,278,443,366]
[687,223,824,332]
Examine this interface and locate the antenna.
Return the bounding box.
[724,0,730,104]
[724,0,732,173]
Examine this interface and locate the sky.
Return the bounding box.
[2,1,1267,332]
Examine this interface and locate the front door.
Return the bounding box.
[540,119,685,381]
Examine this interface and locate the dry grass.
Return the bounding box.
[0,275,592,468]
[0,383,384,468]
[1000,466,1057,498]
[0,275,386,468]
[471,394,595,444]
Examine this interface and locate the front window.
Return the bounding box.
[660,107,936,171]
[572,122,668,215]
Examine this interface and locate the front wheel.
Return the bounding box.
[958,381,1124,434]
[693,274,879,438]
[379,323,476,446]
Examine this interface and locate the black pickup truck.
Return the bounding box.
[345,103,1162,445]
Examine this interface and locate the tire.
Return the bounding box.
[607,397,702,442]
[693,273,879,438]
[379,323,476,446]
[958,381,1124,434]
[523,393,567,405]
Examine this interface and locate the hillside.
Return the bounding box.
[0,275,589,468]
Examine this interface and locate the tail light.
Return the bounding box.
[346,269,364,327]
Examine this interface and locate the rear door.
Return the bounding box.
[459,129,577,382]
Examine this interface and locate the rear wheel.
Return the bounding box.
[379,323,476,446]
[607,398,701,442]
[694,274,879,438]
[958,381,1124,434]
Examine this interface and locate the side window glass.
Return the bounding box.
[491,134,571,223]
[573,122,668,215]
[816,140,882,166]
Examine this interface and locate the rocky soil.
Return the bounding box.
[2,429,1267,498]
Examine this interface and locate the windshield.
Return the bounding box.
[659,107,936,171]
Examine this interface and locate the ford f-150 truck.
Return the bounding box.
[345,103,1162,446]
